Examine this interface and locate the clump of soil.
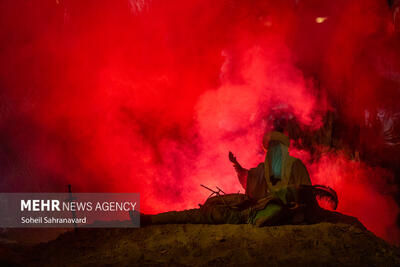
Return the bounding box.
[2,222,399,266]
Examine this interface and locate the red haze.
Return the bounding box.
[0,0,399,242]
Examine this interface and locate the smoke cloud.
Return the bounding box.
[0,0,399,242]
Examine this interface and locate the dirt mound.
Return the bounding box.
[3,222,398,266]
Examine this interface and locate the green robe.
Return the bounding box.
[244,153,312,226]
[246,156,312,200]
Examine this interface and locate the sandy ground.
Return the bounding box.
[0,222,399,266]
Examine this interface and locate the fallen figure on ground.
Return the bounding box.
[132,131,364,229]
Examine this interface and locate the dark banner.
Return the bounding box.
[0,193,140,228]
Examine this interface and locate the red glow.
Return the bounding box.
[0,0,399,243]
[292,148,400,243]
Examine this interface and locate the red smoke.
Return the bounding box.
[1,0,399,242]
[292,148,400,243]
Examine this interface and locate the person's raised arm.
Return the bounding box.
[229,151,248,190]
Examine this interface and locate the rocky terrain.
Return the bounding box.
[0,222,399,266]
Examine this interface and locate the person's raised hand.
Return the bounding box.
[229,151,237,164]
